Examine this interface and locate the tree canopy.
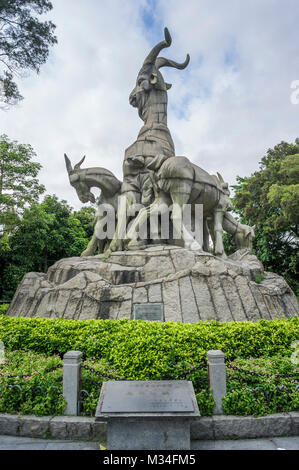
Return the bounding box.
[231,139,299,293]
[0,0,57,106]
[0,134,45,238]
[73,206,97,240]
[0,134,96,301]
[0,195,95,300]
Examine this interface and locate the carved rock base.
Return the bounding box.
[7,246,298,322]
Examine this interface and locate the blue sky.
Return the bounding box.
[2,0,299,209]
[141,0,160,31]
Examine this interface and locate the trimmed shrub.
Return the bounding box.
[0,316,298,380]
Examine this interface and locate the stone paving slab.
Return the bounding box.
[191,436,299,451]
[0,435,298,450]
[272,436,299,450]
[0,435,100,450]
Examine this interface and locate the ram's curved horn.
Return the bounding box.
[74,155,86,170]
[155,54,190,70]
[143,27,172,66]
[64,154,73,174]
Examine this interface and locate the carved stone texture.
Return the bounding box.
[7,246,298,321]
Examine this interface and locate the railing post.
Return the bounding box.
[207,350,226,415]
[63,350,82,415]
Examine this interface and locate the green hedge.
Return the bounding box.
[0,318,298,417]
[0,316,298,380]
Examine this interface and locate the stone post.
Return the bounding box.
[207,350,226,415]
[63,350,82,415]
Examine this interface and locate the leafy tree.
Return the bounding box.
[222,230,236,256]
[73,206,96,239]
[232,139,299,293]
[267,154,299,228]
[0,0,57,107]
[0,134,45,237]
[0,195,92,300]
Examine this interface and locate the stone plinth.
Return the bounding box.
[7,246,298,322]
[95,380,200,450]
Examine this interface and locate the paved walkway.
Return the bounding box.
[192,436,299,450]
[0,435,298,450]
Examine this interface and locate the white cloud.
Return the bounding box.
[158,0,299,182]
[2,0,298,210]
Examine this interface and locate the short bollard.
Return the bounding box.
[207,350,226,415]
[63,350,82,415]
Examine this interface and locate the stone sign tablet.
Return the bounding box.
[100,381,194,413]
[133,303,163,322]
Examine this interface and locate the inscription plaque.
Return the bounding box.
[133,303,163,322]
[101,381,194,413]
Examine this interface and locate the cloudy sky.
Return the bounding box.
[2,0,299,210]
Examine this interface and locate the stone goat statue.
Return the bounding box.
[125,155,233,256]
[108,27,190,253]
[64,28,254,259]
[222,213,256,250]
[64,154,122,255]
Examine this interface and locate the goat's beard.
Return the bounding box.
[136,92,149,122]
[88,192,96,203]
[80,192,95,204]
